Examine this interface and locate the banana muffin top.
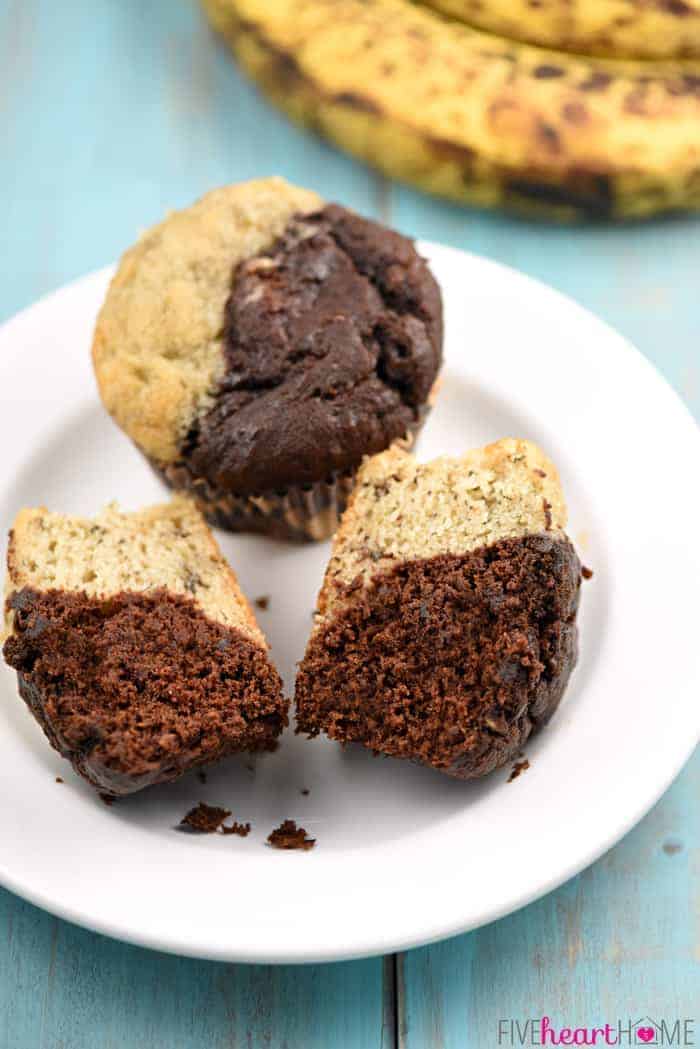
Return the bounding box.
[93,177,443,495]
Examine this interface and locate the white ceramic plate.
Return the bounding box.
[0,245,698,964]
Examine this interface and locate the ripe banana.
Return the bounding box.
[202,0,700,220]
[423,0,700,61]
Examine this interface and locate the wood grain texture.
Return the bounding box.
[0,889,389,1049]
[0,0,697,1046]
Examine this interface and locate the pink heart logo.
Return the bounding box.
[637,1029,655,1044]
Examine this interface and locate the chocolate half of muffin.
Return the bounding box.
[295,440,582,779]
[93,178,443,541]
[2,496,286,796]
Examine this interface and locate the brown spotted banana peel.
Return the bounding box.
[424,0,700,62]
[202,0,700,221]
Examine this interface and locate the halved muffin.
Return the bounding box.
[2,496,286,796]
[92,177,443,540]
[295,439,582,778]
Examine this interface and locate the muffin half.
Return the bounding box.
[2,496,286,796]
[295,439,582,779]
[93,177,443,540]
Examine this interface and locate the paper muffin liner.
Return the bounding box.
[151,411,429,543]
[152,461,354,542]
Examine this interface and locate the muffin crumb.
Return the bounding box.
[508,759,531,783]
[177,802,231,833]
[221,820,251,837]
[267,819,316,850]
[581,564,594,580]
[255,596,270,610]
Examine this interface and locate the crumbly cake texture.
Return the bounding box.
[2,497,286,796]
[267,819,316,850]
[4,495,261,642]
[93,178,321,465]
[93,178,443,540]
[295,439,582,779]
[177,803,233,833]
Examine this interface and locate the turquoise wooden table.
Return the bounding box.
[1,3,698,1046]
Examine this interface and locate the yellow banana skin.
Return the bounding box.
[202,0,700,221]
[425,0,700,61]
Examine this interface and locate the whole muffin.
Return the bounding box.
[295,440,582,779]
[93,177,443,540]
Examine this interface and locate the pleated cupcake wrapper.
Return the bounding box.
[153,460,356,542]
[152,408,429,542]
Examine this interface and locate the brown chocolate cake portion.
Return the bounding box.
[296,536,580,779]
[4,587,286,796]
[179,203,442,495]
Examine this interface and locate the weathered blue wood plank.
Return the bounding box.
[398,754,699,1048]
[0,888,390,1049]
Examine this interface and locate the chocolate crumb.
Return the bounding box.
[100,793,115,806]
[55,776,64,784]
[507,759,530,783]
[197,770,208,784]
[542,499,553,530]
[267,819,316,851]
[177,802,231,833]
[221,820,251,837]
[581,565,594,580]
[255,596,270,611]
[300,788,310,796]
